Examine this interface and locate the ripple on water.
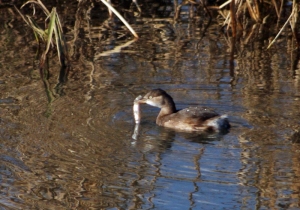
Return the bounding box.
[129,127,247,209]
[1,5,300,209]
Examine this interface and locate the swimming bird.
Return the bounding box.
[135,89,230,132]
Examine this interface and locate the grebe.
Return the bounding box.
[134,89,230,132]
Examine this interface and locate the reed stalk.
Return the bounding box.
[230,0,237,37]
[100,0,139,38]
[267,0,297,49]
[15,0,68,68]
[245,0,260,22]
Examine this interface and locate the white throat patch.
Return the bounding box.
[146,99,161,108]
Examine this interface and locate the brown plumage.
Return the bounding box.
[135,89,230,132]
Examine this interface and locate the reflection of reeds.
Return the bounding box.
[15,0,71,106]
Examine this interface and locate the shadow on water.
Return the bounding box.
[0,0,300,209]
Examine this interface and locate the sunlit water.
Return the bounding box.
[1,3,300,209]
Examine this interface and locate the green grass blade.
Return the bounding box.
[44,7,56,55]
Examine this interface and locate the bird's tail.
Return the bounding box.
[207,115,231,131]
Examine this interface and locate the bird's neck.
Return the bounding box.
[156,99,176,125]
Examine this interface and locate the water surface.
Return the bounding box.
[0,2,300,209]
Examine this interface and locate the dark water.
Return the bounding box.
[1,2,300,209]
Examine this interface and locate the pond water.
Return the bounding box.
[1,2,300,209]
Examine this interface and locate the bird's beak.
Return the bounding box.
[137,98,147,104]
[134,95,147,104]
